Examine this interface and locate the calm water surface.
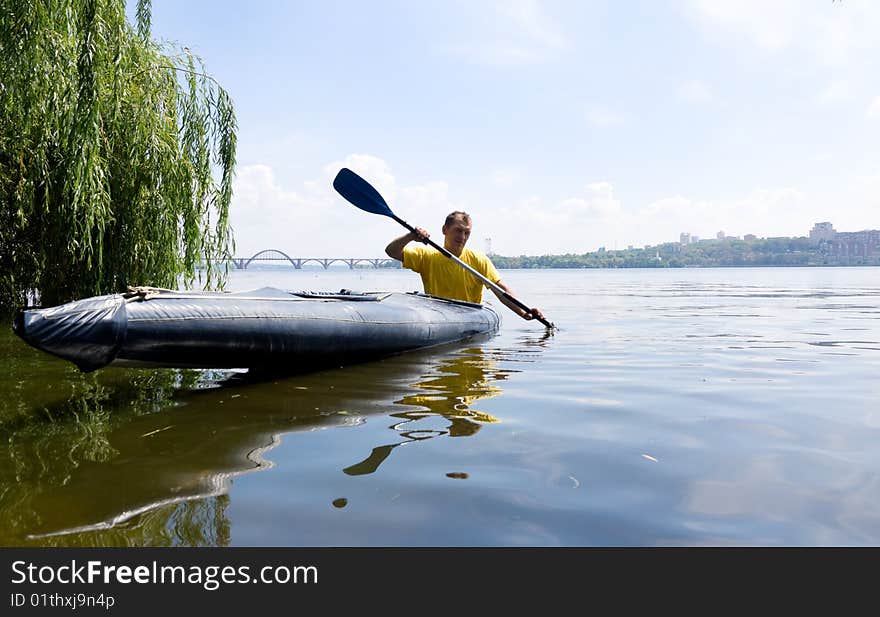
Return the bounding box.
[1,267,879,546]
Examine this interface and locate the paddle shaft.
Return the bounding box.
[390,214,555,329]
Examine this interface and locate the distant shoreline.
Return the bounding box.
[232,262,880,271]
[489,236,880,269]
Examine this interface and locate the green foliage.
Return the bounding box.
[491,237,857,269]
[0,0,237,312]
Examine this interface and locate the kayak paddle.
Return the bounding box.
[333,167,555,330]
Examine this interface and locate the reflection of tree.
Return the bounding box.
[343,348,514,476]
[24,496,231,547]
[0,363,231,546]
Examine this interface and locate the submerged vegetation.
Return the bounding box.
[0,0,237,313]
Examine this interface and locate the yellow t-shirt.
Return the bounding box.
[402,245,501,303]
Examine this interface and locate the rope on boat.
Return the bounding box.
[122,286,393,303]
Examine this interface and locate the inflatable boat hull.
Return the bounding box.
[13,287,501,372]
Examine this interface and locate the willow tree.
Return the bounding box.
[0,0,236,312]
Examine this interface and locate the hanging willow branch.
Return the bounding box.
[0,0,237,311]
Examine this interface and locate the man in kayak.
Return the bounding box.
[385,211,546,322]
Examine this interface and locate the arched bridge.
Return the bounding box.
[232,249,400,270]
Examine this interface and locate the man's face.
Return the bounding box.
[442,217,471,255]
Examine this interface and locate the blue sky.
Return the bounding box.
[146,0,880,257]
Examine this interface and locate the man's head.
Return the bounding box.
[442,211,472,256]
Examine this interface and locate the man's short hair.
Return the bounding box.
[444,211,471,228]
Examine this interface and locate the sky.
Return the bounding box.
[145,0,880,258]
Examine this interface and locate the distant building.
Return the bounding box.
[809,222,836,244]
[744,234,757,241]
[680,232,691,245]
[692,235,700,243]
[717,231,725,240]
[828,229,880,262]
[597,246,606,253]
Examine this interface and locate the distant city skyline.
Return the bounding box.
[676,220,878,248]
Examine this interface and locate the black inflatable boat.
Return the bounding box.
[13,286,500,372]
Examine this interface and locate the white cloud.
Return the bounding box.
[866,96,880,119]
[229,156,459,258]
[585,105,627,128]
[229,164,309,256]
[685,0,799,52]
[678,79,713,104]
[491,187,814,254]
[323,154,398,205]
[817,80,852,105]
[495,0,570,53]
[490,182,623,254]
[399,181,461,223]
[442,0,570,66]
[489,169,519,189]
[635,187,811,243]
[684,0,880,67]
[834,169,880,230]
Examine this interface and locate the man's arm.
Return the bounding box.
[385,227,429,261]
[490,280,546,321]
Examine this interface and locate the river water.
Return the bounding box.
[1,266,879,546]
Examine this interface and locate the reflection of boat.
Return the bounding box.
[13,287,500,372]
[0,332,547,545]
[0,341,508,544]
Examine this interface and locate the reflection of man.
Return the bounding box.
[385,211,545,322]
[397,350,503,437]
[343,350,505,475]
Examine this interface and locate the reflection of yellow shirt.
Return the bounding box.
[402,245,501,303]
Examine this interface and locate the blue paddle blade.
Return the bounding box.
[333,168,394,218]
